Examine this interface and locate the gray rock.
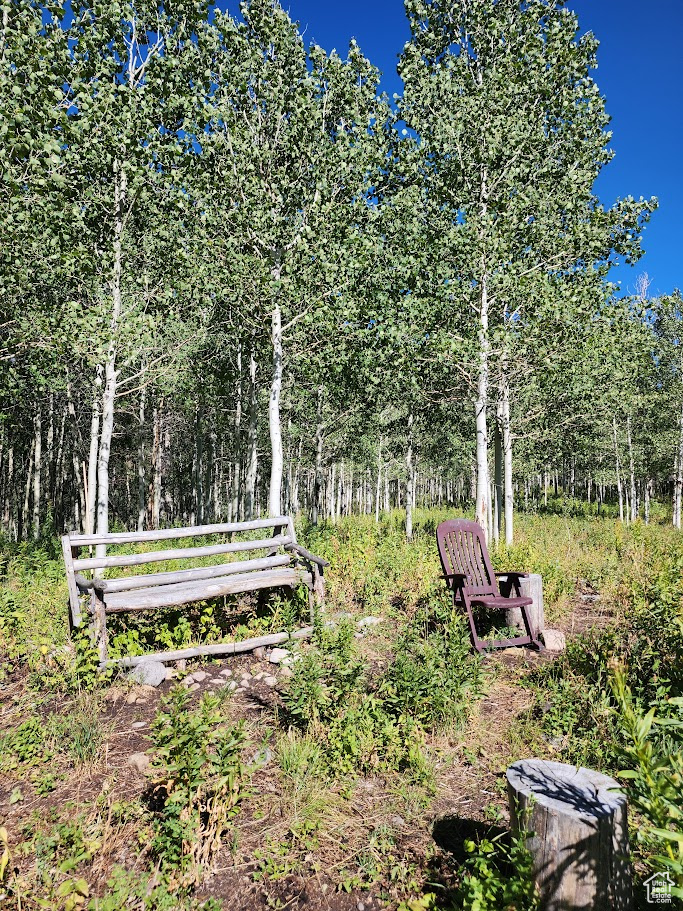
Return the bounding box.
[250,747,273,766]
[188,682,200,692]
[189,670,208,683]
[279,666,294,679]
[175,659,187,671]
[269,647,290,664]
[253,646,266,659]
[220,668,233,677]
[263,675,278,687]
[127,752,150,773]
[131,721,147,729]
[358,616,383,628]
[127,661,167,688]
[210,678,224,685]
[541,629,566,652]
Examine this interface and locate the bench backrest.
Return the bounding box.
[436,519,498,598]
[62,516,297,628]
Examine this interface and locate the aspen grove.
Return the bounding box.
[3,0,676,547]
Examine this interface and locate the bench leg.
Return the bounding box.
[308,566,325,624]
[91,591,108,667]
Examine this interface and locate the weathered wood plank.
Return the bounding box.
[107,626,314,668]
[103,567,311,612]
[73,534,292,572]
[61,534,82,628]
[68,516,291,547]
[92,554,291,593]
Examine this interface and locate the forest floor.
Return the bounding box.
[0,510,674,910]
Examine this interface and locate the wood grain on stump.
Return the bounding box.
[507,759,631,911]
[504,572,545,638]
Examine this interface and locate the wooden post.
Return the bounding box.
[507,759,631,911]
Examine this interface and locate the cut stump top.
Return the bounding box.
[507,759,626,822]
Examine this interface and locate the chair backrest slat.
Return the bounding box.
[436,519,497,598]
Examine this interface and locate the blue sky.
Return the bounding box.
[231,1,683,297]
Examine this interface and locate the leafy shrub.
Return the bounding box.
[379,610,481,731]
[611,666,683,899]
[149,687,246,887]
[453,832,540,911]
[280,619,424,776]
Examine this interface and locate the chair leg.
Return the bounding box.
[462,600,486,653]
[520,604,543,650]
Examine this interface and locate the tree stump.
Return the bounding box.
[504,573,545,638]
[507,759,631,911]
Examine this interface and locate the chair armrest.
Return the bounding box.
[286,543,330,568]
[495,571,529,579]
[443,571,467,588]
[75,574,108,594]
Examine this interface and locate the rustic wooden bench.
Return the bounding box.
[61,516,328,669]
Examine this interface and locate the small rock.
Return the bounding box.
[357,903,365,911]
[354,632,364,639]
[269,647,290,665]
[279,666,294,679]
[206,690,215,696]
[127,752,150,773]
[580,593,600,603]
[541,629,566,652]
[127,661,167,688]
[190,670,208,683]
[253,672,265,681]
[175,659,187,671]
[390,815,405,828]
[188,682,200,692]
[131,721,147,730]
[236,687,247,694]
[250,747,273,766]
[253,647,266,659]
[263,675,277,687]
[358,616,383,628]
[165,667,177,680]
[210,678,224,685]
[220,668,233,677]
[227,681,238,691]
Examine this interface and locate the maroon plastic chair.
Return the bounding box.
[436,518,542,653]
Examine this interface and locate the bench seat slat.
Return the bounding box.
[67,517,291,547]
[99,555,291,594]
[103,567,310,612]
[73,534,292,572]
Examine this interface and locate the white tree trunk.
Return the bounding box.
[405,411,414,540]
[312,387,324,524]
[96,162,126,556]
[32,408,41,539]
[475,273,490,541]
[231,343,242,521]
[375,438,382,523]
[613,418,624,523]
[244,349,258,520]
[268,300,283,517]
[137,387,146,531]
[152,403,162,529]
[627,414,637,522]
[493,407,502,545]
[675,402,683,529]
[501,374,514,546]
[86,369,102,536]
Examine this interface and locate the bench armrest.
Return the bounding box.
[495,571,528,579]
[286,543,330,568]
[75,574,108,594]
